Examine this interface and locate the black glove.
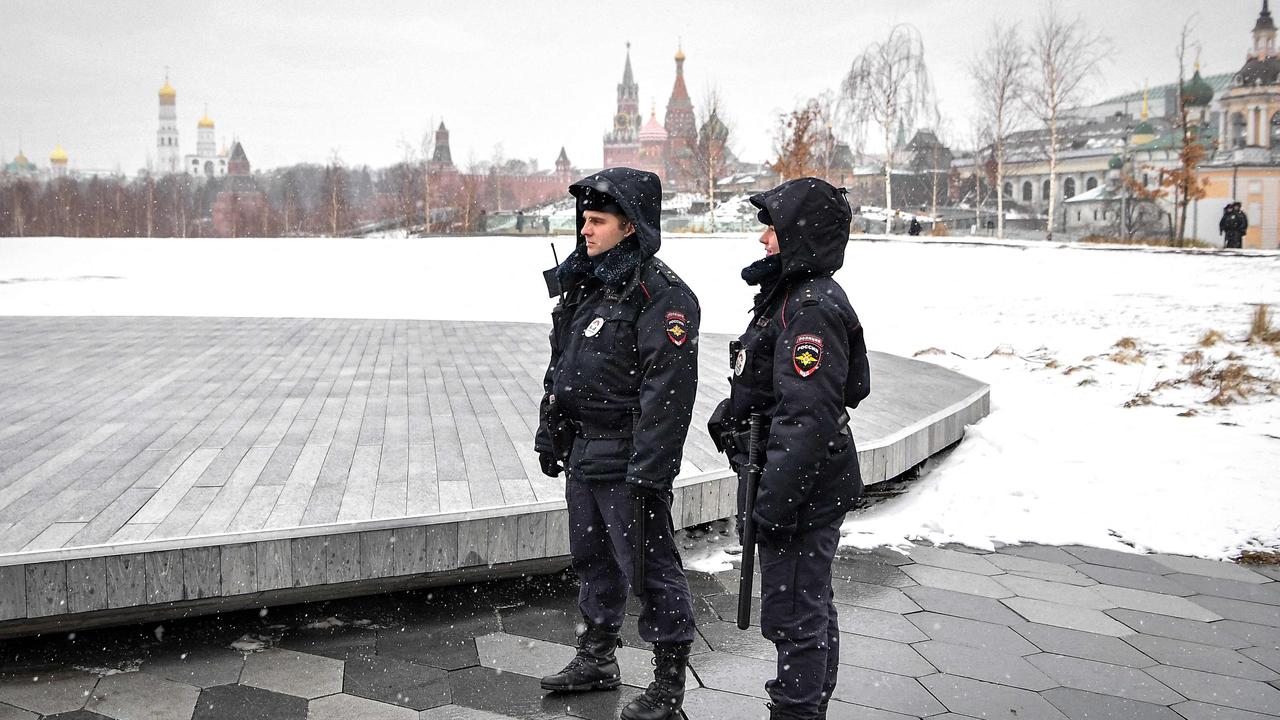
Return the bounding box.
[539,452,563,478]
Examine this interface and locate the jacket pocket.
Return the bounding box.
[570,436,633,480]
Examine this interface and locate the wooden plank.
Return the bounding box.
[290,536,327,587]
[336,445,381,522]
[392,526,427,576]
[326,533,361,584]
[66,557,108,614]
[220,543,257,595]
[145,550,184,604]
[457,519,489,567]
[182,546,221,600]
[516,512,547,561]
[256,539,292,591]
[488,517,517,566]
[424,523,459,571]
[545,509,570,557]
[360,529,395,579]
[25,561,67,617]
[0,565,27,619]
[105,554,145,609]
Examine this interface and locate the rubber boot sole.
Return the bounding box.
[540,676,622,693]
[620,702,687,720]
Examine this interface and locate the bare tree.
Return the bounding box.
[771,98,828,181]
[841,24,933,233]
[691,88,732,232]
[420,121,437,234]
[970,21,1029,239]
[321,150,349,236]
[1026,1,1106,240]
[1166,19,1209,246]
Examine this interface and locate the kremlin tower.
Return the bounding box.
[184,106,227,177]
[49,145,68,179]
[156,72,180,174]
[663,43,697,190]
[603,43,643,168]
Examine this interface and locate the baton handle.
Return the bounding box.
[736,413,764,630]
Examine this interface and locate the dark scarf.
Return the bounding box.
[557,235,643,291]
[741,253,783,311]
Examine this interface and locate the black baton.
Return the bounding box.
[632,492,646,598]
[737,413,764,630]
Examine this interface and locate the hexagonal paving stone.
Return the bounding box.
[85,671,200,720]
[1241,646,1280,674]
[1215,620,1280,649]
[1167,574,1280,606]
[0,703,37,720]
[1189,595,1280,628]
[1002,597,1134,637]
[277,624,378,661]
[688,651,772,698]
[696,620,775,661]
[1012,622,1157,668]
[996,574,1115,610]
[1147,665,1280,715]
[418,707,526,720]
[988,553,1097,586]
[240,648,343,699]
[914,640,1056,691]
[1094,585,1222,622]
[825,699,917,720]
[679,688,767,720]
[449,665,627,719]
[378,614,496,670]
[343,655,451,711]
[190,683,306,720]
[1107,609,1252,649]
[900,564,1012,599]
[474,632,664,691]
[1041,687,1181,720]
[830,556,916,588]
[906,546,1002,576]
[830,578,921,614]
[1027,653,1184,705]
[1061,546,1171,575]
[902,585,1027,626]
[141,646,244,688]
[1126,634,1278,681]
[921,673,1068,720]
[839,605,928,644]
[840,633,936,678]
[1171,699,1280,719]
[38,711,111,720]
[307,693,418,720]
[829,666,945,717]
[0,671,97,717]
[1075,564,1197,597]
[908,612,1039,655]
[1151,555,1273,584]
[996,544,1079,566]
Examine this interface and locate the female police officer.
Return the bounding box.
[712,177,870,720]
[535,167,700,720]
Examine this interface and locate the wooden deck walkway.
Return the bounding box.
[0,317,988,636]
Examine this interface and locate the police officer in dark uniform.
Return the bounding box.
[710,177,870,720]
[535,167,700,720]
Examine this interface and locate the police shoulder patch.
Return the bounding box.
[792,333,823,377]
[665,311,690,346]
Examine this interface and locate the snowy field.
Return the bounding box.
[1,234,1278,561]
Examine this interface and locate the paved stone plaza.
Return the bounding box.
[0,541,1277,719]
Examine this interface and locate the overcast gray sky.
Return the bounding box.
[0,0,1253,174]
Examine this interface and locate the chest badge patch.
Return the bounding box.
[792,334,824,377]
[665,311,689,346]
[584,317,605,337]
[734,349,747,376]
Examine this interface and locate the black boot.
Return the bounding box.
[766,702,809,720]
[621,642,691,720]
[540,624,622,692]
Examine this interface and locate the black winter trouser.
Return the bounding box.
[566,477,696,645]
[759,518,842,716]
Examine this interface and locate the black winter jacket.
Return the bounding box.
[535,168,700,491]
[726,177,870,536]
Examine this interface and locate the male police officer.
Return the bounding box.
[536,167,700,720]
[710,177,870,720]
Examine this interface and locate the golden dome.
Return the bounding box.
[675,45,685,62]
[50,145,68,163]
[198,114,214,129]
[159,79,176,99]
[14,151,28,165]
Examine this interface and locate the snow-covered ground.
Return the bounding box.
[2,234,1278,561]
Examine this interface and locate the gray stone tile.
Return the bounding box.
[1096,585,1223,622]
[0,703,36,720]
[377,613,498,670]
[920,673,1069,720]
[1108,609,1252,649]
[987,554,1097,586]
[688,650,771,698]
[1147,665,1280,715]
[1190,595,1280,628]
[1041,687,1181,720]
[831,580,922,615]
[696,620,775,661]
[1062,546,1172,575]
[914,641,1056,691]
[840,605,930,644]
[141,647,244,688]
[830,556,916,588]
[307,693,418,720]
[840,634,936,678]
[902,585,1027,625]
[679,688,766,720]
[0,670,97,716]
[1003,597,1135,637]
[1241,646,1280,674]
[1012,622,1157,668]
[900,564,1013,599]
[37,711,111,720]
[475,632,657,690]
[1076,564,1197,596]
[85,671,200,720]
[343,655,451,711]
[1126,634,1278,681]
[449,665,628,719]
[829,666,946,717]
[996,544,1080,566]
[190,684,307,720]
[419,707,526,720]
[1028,653,1184,705]
[1168,576,1280,607]
[908,612,1039,655]
[240,648,344,699]
[995,574,1114,610]
[907,546,1002,576]
[1253,566,1280,582]
[1216,620,1280,650]
[1171,700,1280,719]
[1152,555,1273,584]
[824,699,918,720]
[277,624,378,661]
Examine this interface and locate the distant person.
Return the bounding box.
[908,217,922,236]
[536,167,700,720]
[1221,202,1244,249]
[1235,203,1249,248]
